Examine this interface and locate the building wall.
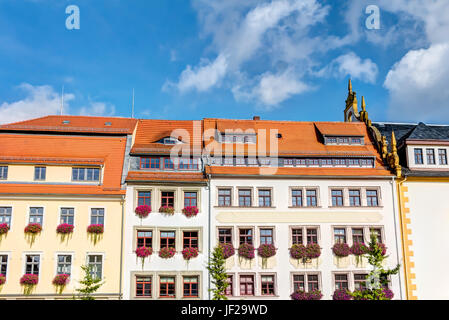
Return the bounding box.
[0,195,123,299]
[403,180,449,299]
[210,177,403,300]
[123,184,210,300]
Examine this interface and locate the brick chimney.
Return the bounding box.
[253,116,260,120]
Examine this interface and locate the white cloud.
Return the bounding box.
[317,52,378,84]
[0,83,115,125]
[384,43,449,121]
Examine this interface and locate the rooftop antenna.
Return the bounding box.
[132,88,135,118]
[60,85,64,115]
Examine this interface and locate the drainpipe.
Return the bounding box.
[119,195,125,300]
[207,173,212,300]
[396,176,409,299]
[390,176,403,300]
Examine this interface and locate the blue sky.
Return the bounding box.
[0,0,448,124]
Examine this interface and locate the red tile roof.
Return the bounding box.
[126,171,206,183]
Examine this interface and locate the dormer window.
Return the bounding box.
[156,137,182,145]
[325,136,363,145]
[62,120,70,125]
[105,122,112,126]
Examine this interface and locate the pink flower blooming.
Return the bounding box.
[372,243,387,256]
[333,289,352,300]
[135,205,151,218]
[136,246,153,258]
[382,288,394,300]
[56,223,74,234]
[238,243,255,259]
[219,243,235,259]
[306,243,321,259]
[0,223,9,235]
[257,244,276,258]
[52,274,70,286]
[290,289,323,300]
[20,274,39,286]
[351,242,368,256]
[182,247,199,260]
[159,247,176,259]
[182,206,199,218]
[159,205,175,214]
[0,274,6,285]
[332,243,351,257]
[24,223,42,234]
[289,244,307,260]
[87,224,104,234]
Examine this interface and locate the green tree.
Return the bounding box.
[207,245,229,300]
[75,264,104,300]
[350,230,400,300]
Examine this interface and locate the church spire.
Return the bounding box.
[348,78,352,94]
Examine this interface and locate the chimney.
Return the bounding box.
[253,116,260,121]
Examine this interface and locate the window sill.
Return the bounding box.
[288,206,322,209]
[214,206,277,209]
[328,206,384,209]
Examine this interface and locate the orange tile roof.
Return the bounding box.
[0,184,125,196]
[314,122,365,136]
[0,115,137,134]
[0,133,128,195]
[131,119,203,155]
[126,171,206,183]
[0,156,104,165]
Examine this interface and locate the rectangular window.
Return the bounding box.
[90,208,104,225]
[57,255,72,275]
[371,228,383,243]
[261,275,275,296]
[25,255,40,275]
[235,158,245,166]
[29,207,43,225]
[239,275,254,296]
[335,274,349,290]
[150,157,160,169]
[218,189,232,207]
[306,189,317,207]
[426,149,436,165]
[183,276,199,298]
[137,230,153,248]
[352,138,362,144]
[163,158,175,169]
[88,255,103,279]
[183,231,199,249]
[179,158,199,170]
[331,190,344,207]
[284,158,294,166]
[414,148,423,164]
[239,228,253,245]
[60,208,74,225]
[225,275,233,296]
[293,275,305,292]
[184,192,197,207]
[306,228,318,244]
[34,167,46,181]
[161,191,175,207]
[352,228,364,244]
[292,228,303,245]
[136,276,152,297]
[218,228,232,244]
[354,274,368,291]
[138,191,151,206]
[0,207,12,227]
[160,231,176,249]
[291,190,303,207]
[366,190,379,207]
[72,167,100,182]
[0,166,8,180]
[349,190,361,206]
[160,276,175,298]
[140,157,150,169]
[307,274,319,291]
[238,189,252,207]
[334,228,346,244]
[0,255,8,277]
[260,229,273,245]
[258,189,271,207]
[439,149,448,165]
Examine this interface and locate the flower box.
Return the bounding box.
[219,243,235,259]
[0,223,9,235]
[238,243,255,260]
[257,244,276,258]
[87,224,104,234]
[182,247,199,260]
[56,223,74,234]
[332,243,350,257]
[159,247,176,259]
[24,223,42,234]
[159,206,175,214]
[136,246,153,258]
[0,274,5,285]
[290,244,307,260]
[135,205,151,219]
[333,289,352,300]
[350,242,368,256]
[52,274,70,286]
[20,274,38,286]
[306,243,321,259]
[182,206,199,218]
[290,289,323,300]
